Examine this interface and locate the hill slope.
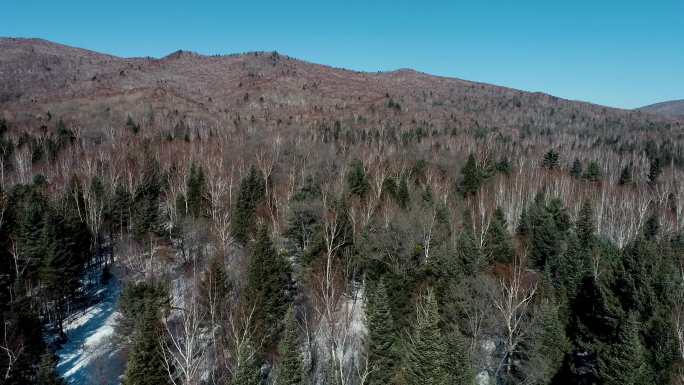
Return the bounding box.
[0,37,679,134]
[638,99,684,118]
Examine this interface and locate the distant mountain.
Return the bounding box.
[637,99,684,118]
[0,37,680,134]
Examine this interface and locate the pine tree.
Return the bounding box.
[366,281,398,385]
[570,158,583,178]
[445,327,473,385]
[199,254,230,321]
[542,149,560,170]
[246,226,291,350]
[186,162,208,218]
[618,164,632,185]
[647,157,661,186]
[231,338,261,385]
[36,351,64,385]
[483,207,514,264]
[232,166,265,244]
[276,307,303,385]
[396,174,410,209]
[123,304,170,385]
[460,153,481,197]
[576,200,595,247]
[583,161,601,182]
[527,300,569,384]
[405,291,448,385]
[347,159,370,197]
[598,313,650,385]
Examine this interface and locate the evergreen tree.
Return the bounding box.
[231,338,261,385]
[598,313,650,385]
[199,254,230,320]
[36,351,64,385]
[396,174,410,209]
[483,207,514,264]
[276,307,303,385]
[186,162,208,218]
[405,291,448,385]
[542,149,560,170]
[346,159,370,197]
[460,153,481,197]
[583,161,601,182]
[526,300,569,384]
[647,157,661,186]
[366,281,398,385]
[123,304,170,385]
[576,200,595,247]
[618,164,632,185]
[570,158,583,178]
[246,226,292,350]
[232,166,265,244]
[445,327,473,385]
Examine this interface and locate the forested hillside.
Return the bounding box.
[1,39,684,385]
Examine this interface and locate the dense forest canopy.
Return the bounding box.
[1,40,684,385]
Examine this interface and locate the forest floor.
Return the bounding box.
[56,279,123,384]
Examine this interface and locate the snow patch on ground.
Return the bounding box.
[56,280,123,384]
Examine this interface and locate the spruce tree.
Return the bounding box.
[396,174,410,209]
[405,291,448,385]
[36,352,64,385]
[460,153,481,197]
[583,161,601,182]
[570,158,583,178]
[347,159,370,197]
[123,304,170,385]
[618,164,632,185]
[483,207,514,264]
[246,226,291,350]
[598,313,650,385]
[276,306,303,385]
[232,166,265,244]
[542,149,560,170]
[186,162,208,218]
[231,338,261,385]
[445,327,473,385]
[576,200,595,247]
[366,281,398,385]
[647,157,661,186]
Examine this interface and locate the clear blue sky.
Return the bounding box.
[4,0,683,109]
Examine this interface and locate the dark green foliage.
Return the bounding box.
[186,162,209,218]
[36,352,64,385]
[598,314,651,385]
[199,255,230,320]
[117,281,169,341]
[405,291,448,385]
[618,164,632,185]
[111,184,133,235]
[122,305,170,385]
[527,197,564,270]
[647,157,661,186]
[542,149,560,170]
[483,207,514,264]
[231,338,261,385]
[276,307,303,385]
[232,166,266,244]
[444,326,473,385]
[246,226,292,350]
[525,300,569,384]
[570,158,583,178]
[126,115,141,134]
[583,161,602,182]
[459,153,481,197]
[576,200,595,247]
[396,174,410,209]
[495,157,512,175]
[366,281,398,385]
[132,158,164,238]
[347,159,370,197]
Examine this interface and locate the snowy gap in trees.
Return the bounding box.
[56,279,123,384]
